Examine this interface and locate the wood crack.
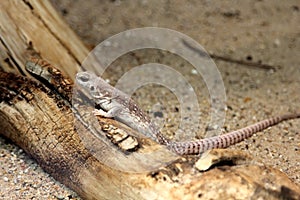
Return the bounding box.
[0,1,299,199]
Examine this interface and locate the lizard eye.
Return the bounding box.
[90,86,95,91]
[78,73,90,82]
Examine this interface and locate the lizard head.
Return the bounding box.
[75,71,115,102]
[76,71,98,94]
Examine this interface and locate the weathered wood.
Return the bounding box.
[0,74,299,199]
[0,0,99,79]
[0,71,145,199]
[0,1,300,200]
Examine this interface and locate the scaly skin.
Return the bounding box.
[75,71,300,155]
[75,71,170,145]
[169,113,300,155]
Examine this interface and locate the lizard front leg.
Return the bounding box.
[93,106,123,118]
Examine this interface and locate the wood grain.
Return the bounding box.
[0,0,99,79]
[0,1,299,199]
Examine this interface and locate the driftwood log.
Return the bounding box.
[0,1,300,199]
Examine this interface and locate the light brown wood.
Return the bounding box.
[0,1,299,200]
[0,0,99,79]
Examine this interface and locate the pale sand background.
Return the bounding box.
[0,1,299,199]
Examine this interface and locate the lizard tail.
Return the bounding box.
[280,112,300,120]
[168,112,300,155]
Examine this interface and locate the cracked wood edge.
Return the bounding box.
[0,69,212,200]
[0,71,149,199]
[0,0,100,79]
[1,68,300,200]
[0,1,300,199]
[0,62,198,199]
[0,1,183,198]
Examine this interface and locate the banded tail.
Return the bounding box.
[169,113,300,155]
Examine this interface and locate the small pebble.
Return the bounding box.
[212,124,219,130]
[191,69,198,75]
[3,176,9,182]
[56,195,65,200]
[24,167,30,174]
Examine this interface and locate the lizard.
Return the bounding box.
[25,58,141,153]
[75,71,300,155]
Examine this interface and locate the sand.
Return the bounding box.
[1,1,299,199]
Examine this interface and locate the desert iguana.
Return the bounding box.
[75,71,300,155]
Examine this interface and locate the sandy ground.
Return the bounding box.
[0,0,299,199]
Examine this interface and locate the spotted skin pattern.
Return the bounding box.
[76,71,300,155]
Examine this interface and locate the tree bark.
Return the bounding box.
[0,1,299,200]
